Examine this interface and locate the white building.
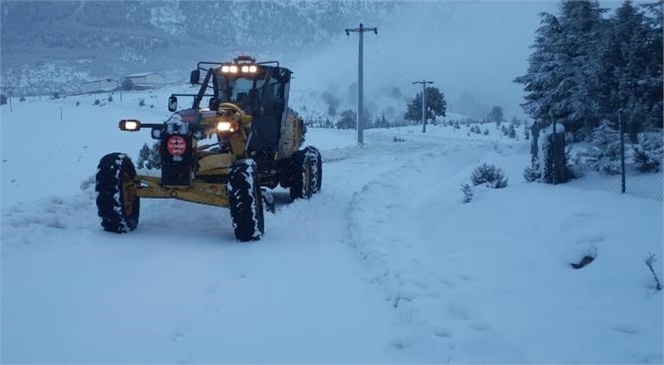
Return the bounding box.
[123,72,165,90]
[79,78,118,94]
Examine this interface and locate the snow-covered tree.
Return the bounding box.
[557,0,605,137]
[336,109,356,130]
[514,12,572,128]
[640,1,663,133]
[404,87,447,125]
[488,106,504,128]
[136,143,151,169]
[136,142,161,170]
[590,119,619,145]
[598,1,660,142]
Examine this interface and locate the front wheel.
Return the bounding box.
[304,146,322,193]
[95,153,140,233]
[227,159,264,242]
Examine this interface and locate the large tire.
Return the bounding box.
[304,146,322,193]
[227,159,264,242]
[290,150,314,201]
[96,153,140,233]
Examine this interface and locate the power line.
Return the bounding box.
[345,23,377,145]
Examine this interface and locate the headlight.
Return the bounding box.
[229,65,239,73]
[241,65,249,73]
[221,65,230,73]
[217,121,238,133]
[119,119,141,131]
[248,65,258,73]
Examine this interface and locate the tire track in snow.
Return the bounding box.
[345,137,528,362]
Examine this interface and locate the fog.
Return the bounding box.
[291,0,626,120]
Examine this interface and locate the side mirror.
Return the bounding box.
[168,95,178,112]
[189,69,200,85]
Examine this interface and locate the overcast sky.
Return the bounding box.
[293,0,630,120]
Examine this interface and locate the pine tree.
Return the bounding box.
[601,1,657,142]
[641,1,663,132]
[145,142,161,170]
[336,109,356,130]
[514,12,570,128]
[591,120,619,145]
[507,123,517,139]
[404,87,447,124]
[136,143,151,169]
[558,0,605,136]
[488,106,504,127]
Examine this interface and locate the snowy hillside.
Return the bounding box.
[1,89,662,363]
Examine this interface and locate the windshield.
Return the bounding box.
[217,74,278,107]
[230,77,265,106]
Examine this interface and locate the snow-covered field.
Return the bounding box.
[1,89,662,363]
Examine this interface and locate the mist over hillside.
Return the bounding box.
[0,1,392,91]
[1,0,567,118]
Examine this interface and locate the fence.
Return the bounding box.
[566,126,663,201]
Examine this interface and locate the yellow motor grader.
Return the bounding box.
[95,56,322,241]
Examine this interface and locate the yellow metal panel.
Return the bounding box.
[135,175,230,207]
[198,153,233,173]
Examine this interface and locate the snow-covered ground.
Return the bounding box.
[1,89,662,363]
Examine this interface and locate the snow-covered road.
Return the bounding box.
[2,94,662,363]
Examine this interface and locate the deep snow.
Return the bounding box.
[1,88,662,363]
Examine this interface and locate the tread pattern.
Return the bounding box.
[95,153,140,233]
[304,146,322,193]
[228,159,264,242]
[290,150,313,201]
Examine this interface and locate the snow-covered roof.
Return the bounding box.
[125,72,163,78]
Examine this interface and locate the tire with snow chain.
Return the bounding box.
[290,149,314,201]
[227,159,264,242]
[304,146,322,193]
[95,153,140,233]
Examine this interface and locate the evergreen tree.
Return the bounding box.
[336,109,356,130]
[514,12,571,128]
[136,143,151,169]
[374,113,389,129]
[507,123,517,139]
[145,142,161,170]
[558,0,605,136]
[640,1,663,132]
[404,87,447,124]
[591,120,619,145]
[607,1,653,142]
[488,106,504,127]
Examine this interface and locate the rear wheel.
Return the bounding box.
[290,150,314,201]
[96,153,140,233]
[228,159,264,242]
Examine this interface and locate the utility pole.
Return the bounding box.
[345,23,377,145]
[413,80,433,133]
